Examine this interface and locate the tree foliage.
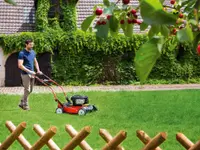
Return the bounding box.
[81,0,200,82]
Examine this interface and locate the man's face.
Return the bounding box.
[26,42,34,50]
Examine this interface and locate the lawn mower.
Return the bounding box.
[35,73,98,115]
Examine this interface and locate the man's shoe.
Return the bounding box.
[24,105,30,111]
[19,105,30,111]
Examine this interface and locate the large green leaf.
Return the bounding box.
[194,0,200,10]
[160,25,170,37]
[103,5,115,15]
[134,37,163,82]
[103,0,110,7]
[159,0,165,3]
[81,15,96,32]
[189,19,198,26]
[103,7,112,15]
[177,24,194,43]
[193,32,200,50]
[109,15,119,32]
[148,25,160,38]
[140,22,149,31]
[124,24,133,37]
[4,0,17,5]
[140,0,177,25]
[95,23,109,39]
[110,30,118,37]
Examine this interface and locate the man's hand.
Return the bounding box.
[29,71,36,75]
[37,70,43,75]
[28,71,36,78]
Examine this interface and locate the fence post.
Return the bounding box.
[142,132,167,150]
[30,126,57,150]
[176,133,194,149]
[5,121,31,150]
[63,126,91,150]
[102,130,127,150]
[0,121,26,150]
[188,141,200,150]
[99,129,124,150]
[65,124,92,150]
[136,130,162,150]
[33,124,60,150]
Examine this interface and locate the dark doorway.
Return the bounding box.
[5,52,21,86]
[35,52,52,85]
[5,52,52,86]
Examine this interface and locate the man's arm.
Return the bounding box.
[18,59,35,74]
[34,58,42,74]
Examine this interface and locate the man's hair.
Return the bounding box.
[25,39,33,45]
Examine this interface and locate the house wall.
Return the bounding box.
[0,0,35,86]
[0,48,8,87]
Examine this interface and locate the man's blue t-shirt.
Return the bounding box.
[18,49,36,74]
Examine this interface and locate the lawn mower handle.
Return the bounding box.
[34,73,67,106]
[34,75,58,100]
[35,73,67,97]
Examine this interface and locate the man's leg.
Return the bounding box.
[30,77,35,93]
[19,74,31,110]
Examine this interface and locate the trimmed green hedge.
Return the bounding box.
[0,30,200,85]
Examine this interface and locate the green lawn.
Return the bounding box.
[0,90,200,149]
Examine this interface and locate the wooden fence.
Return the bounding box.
[0,121,199,150]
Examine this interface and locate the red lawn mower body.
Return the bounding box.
[35,73,97,115]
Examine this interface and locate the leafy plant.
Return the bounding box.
[81,0,200,83]
[4,0,16,5]
[35,0,50,31]
[1,30,200,85]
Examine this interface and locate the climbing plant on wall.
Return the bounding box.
[34,0,78,32]
[61,1,77,32]
[35,0,50,31]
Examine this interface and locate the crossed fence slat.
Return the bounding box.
[136,130,167,150]
[142,132,167,150]
[63,126,91,150]
[176,132,200,150]
[30,126,57,150]
[33,124,60,150]
[99,129,124,150]
[0,121,26,150]
[3,120,200,150]
[6,121,32,150]
[65,124,93,150]
[101,130,127,150]
[176,132,194,149]
[189,141,200,150]
[136,130,162,150]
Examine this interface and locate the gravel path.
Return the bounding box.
[1,84,200,95]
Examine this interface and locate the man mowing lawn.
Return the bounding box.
[18,39,42,110]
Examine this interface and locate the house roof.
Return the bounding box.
[76,0,172,33]
[0,0,35,34]
[0,0,171,34]
[76,0,143,33]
